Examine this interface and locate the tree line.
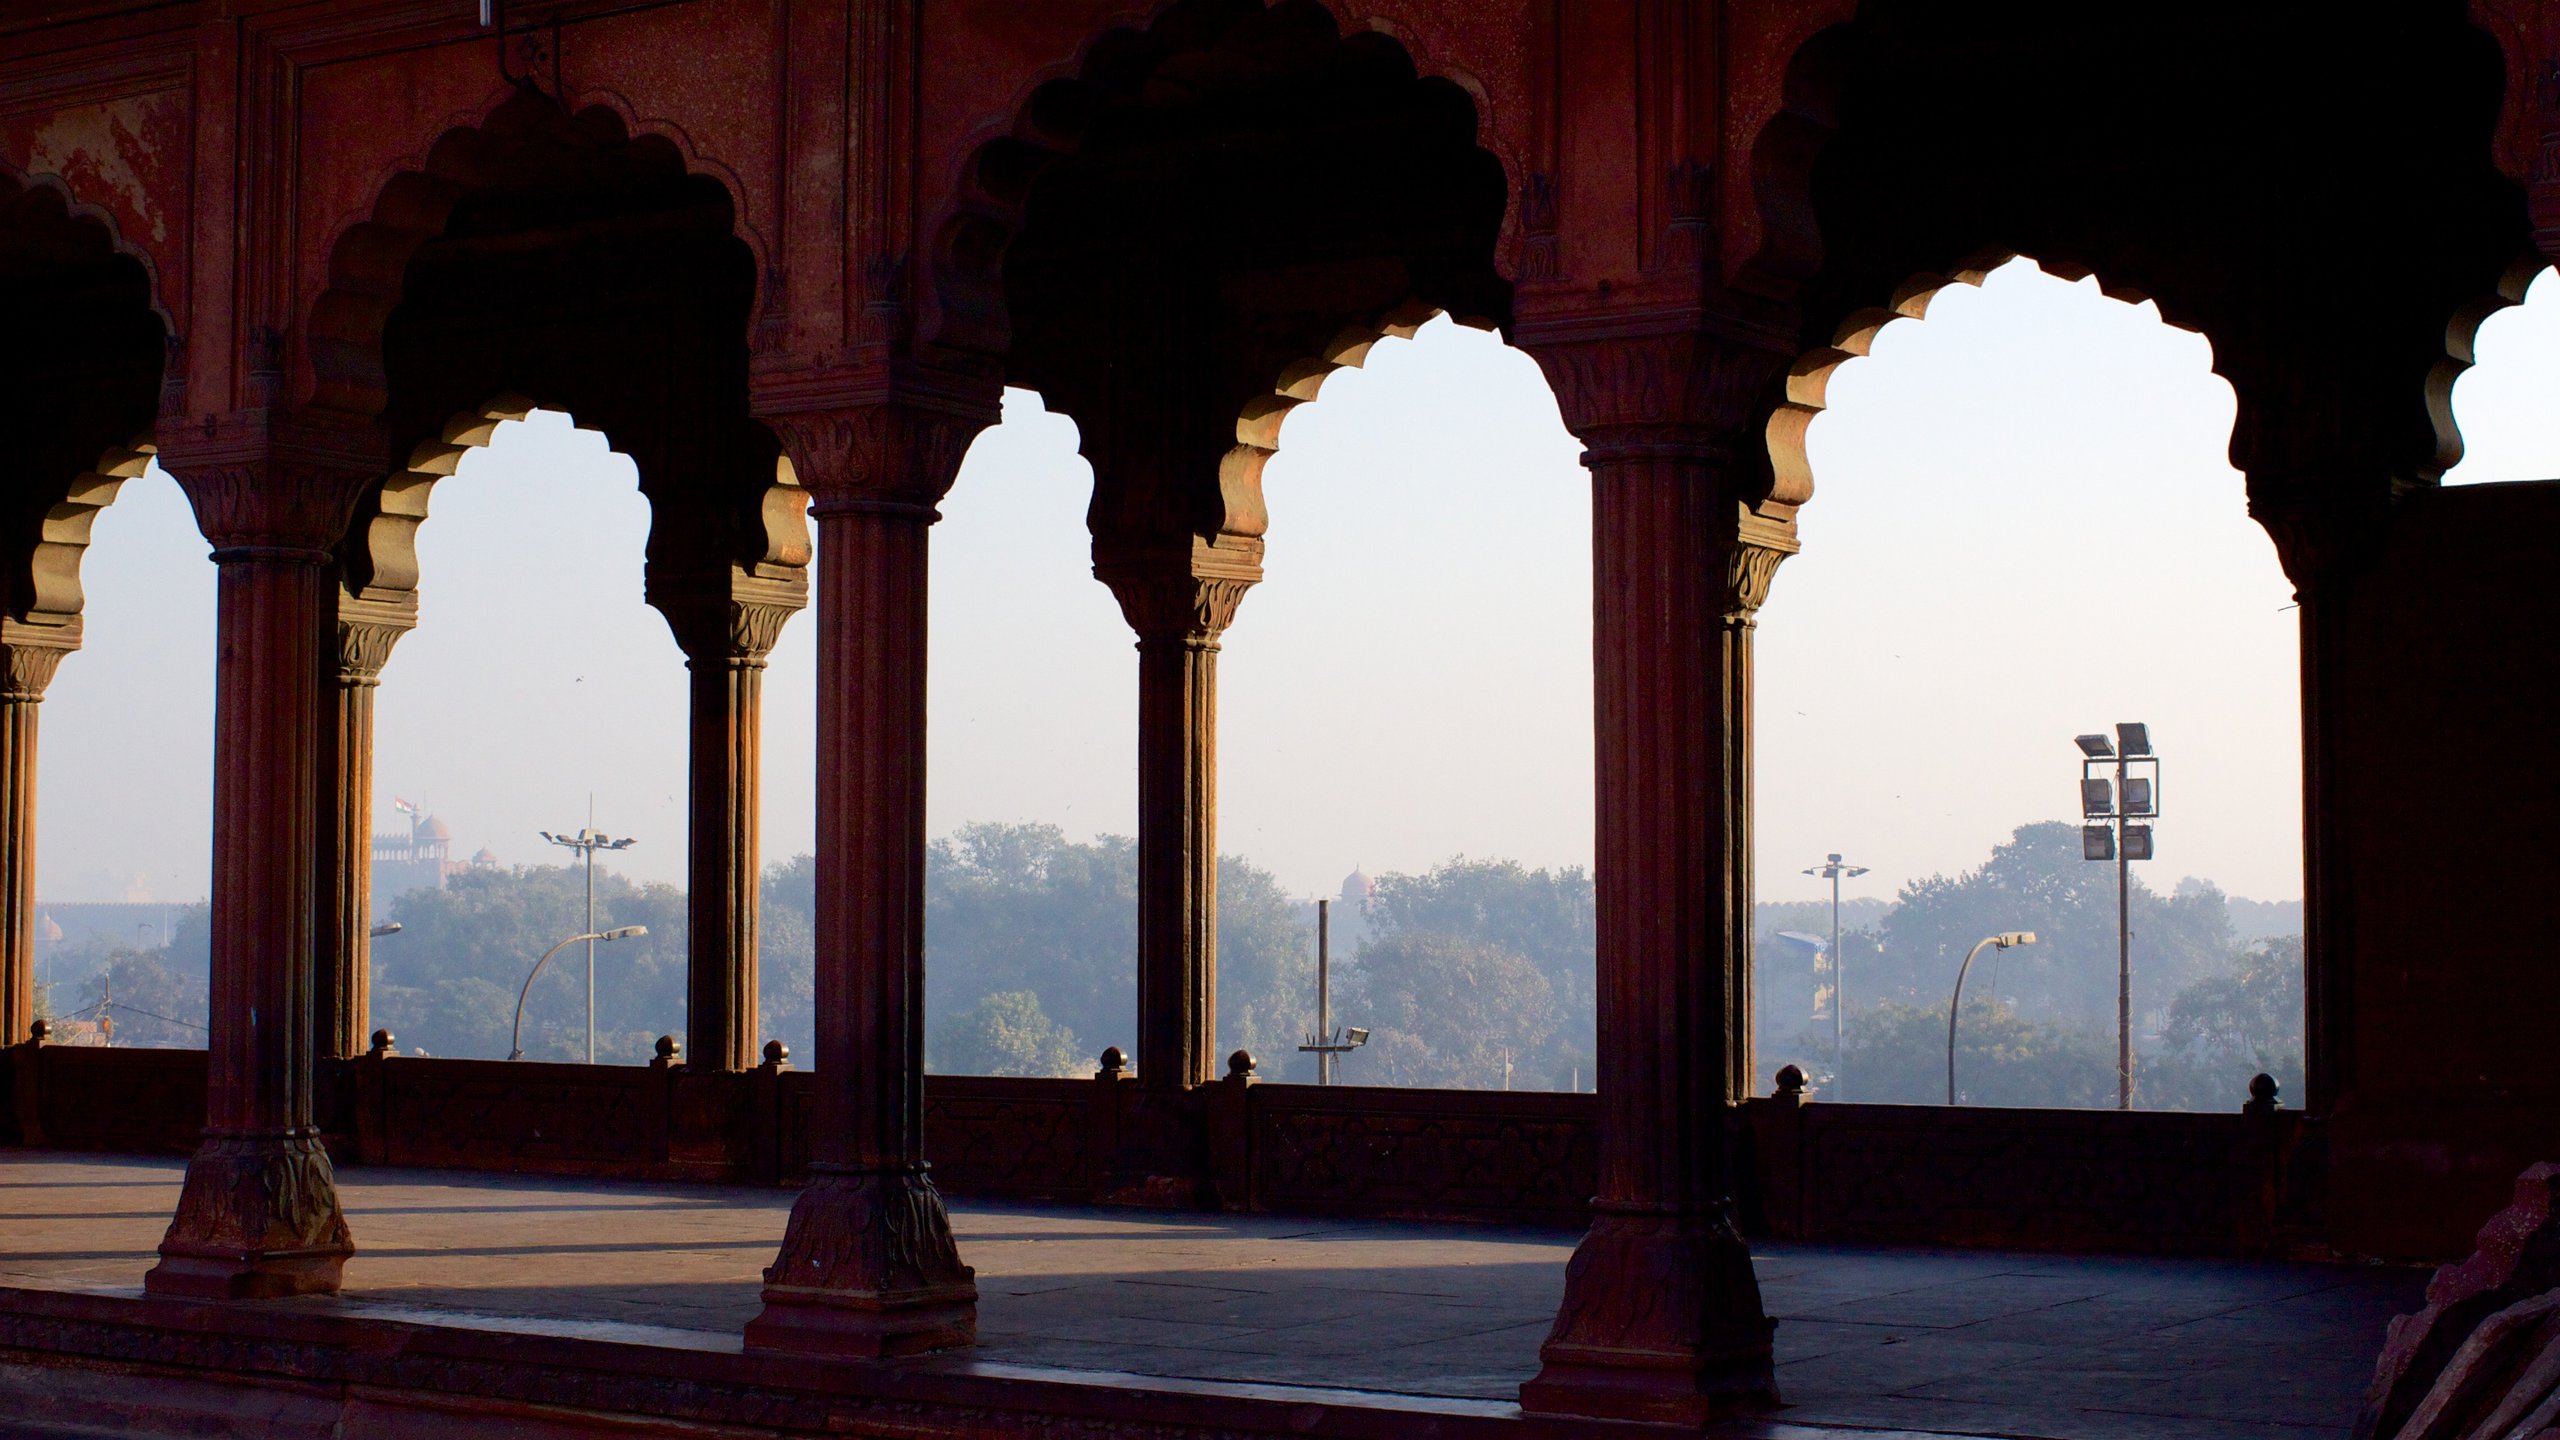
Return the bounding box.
[31,818,2301,1110]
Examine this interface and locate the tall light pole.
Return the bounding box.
[2076,724,2160,1111]
[1297,898,1369,1084]
[1803,852,1868,1099]
[540,820,636,1064]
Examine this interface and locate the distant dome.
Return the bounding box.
[418,816,453,841]
[471,847,500,866]
[1341,868,1374,902]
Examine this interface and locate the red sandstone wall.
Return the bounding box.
[2326,479,2560,1260]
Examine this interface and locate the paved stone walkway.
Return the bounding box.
[0,1151,2424,1438]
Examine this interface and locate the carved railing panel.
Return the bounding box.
[923,1077,1093,1200]
[376,1058,659,1173]
[1249,1084,1598,1224]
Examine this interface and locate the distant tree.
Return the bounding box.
[1215,853,1314,1077]
[1359,858,1593,1087]
[931,990,1084,1077]
[758,859,817,1063]
[2145,935,2305,1109]
[1884,822,2232,1029]
[76,949,208,1049]
[1836,998,2117,1109]
[372,865,686,1061]
[1348,931,1557,1090]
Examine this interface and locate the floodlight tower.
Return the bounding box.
[1803,852,1869,1099]
[540,821,638,1063]
[2075,724,2160,1111]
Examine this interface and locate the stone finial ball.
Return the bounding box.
[1775,1063,1807,1095]
[28,1018,48,1043]
[1227,1049,1256,1078]
[2249,1072,2279,1105]
[763,1039,788,1064]
[655,1034,680,1059]
[369,1028,395,1053]
[1099,1046,1127,1073]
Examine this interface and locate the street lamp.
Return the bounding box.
[509,926,649,1061]
[2076,723,2160,1110]
[1947,931,2036,1103]
[540,824,637,1063]
[1297,898,1369,1084]
[1803,853,1869,1099]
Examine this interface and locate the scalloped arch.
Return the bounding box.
[2423,253,2548,483]
[1765,250,2223,511]
[0,158,177,335]
[345,394,805,603]
[304,86,765,421]
[924,0,1508,366]
[0,160,171,628]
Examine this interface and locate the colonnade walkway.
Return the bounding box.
[0,1150,2421,1439]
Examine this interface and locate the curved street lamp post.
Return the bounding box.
[1946,931,2036,1104]
[509,926,649,1061]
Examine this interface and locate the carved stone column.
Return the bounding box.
[662,570,807,1071]
[744,395,984,1357]
[146,416,374,1299]
[0,622,76,1048]
[1096,539,1261,1092]
[313,592,413,1060]
[1516,328,1792,1424]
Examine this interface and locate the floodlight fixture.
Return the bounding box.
[2116,722,2151,757]
[1995,931,2037,948]
[2075,733,2115,758]
[602,925,649,941]
[369,922,403,939]
[2121,825,2154,861]
[1344,1027,1370,1046]
[2122,776,2154,816]
[2081,778,2114,817]
[2083,824,2116,862]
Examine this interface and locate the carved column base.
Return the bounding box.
[145,1132,353,1299]
[744,1164,976,1357]
[1518,1200,1777,1425]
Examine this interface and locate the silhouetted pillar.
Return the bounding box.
[0,621,75,1048]
[745,397,984,1356]
[147,421,372,1299]
[1518,330,1789,1423]
[313,592,413,1060]
[664,570,806,1070]
[1098,540,1261,1091]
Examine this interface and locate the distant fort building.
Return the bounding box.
[371,809,497,914]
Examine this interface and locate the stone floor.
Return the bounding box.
[0,1150,2426,1439]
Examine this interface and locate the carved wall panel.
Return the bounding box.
[923,1078,1094,1200]
[1250,1085,1597,1224]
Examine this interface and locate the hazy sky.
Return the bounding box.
[35,261,2559,909]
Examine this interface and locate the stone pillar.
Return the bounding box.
[0,622,75,1048]
[667,571,806,1071]
[1517,330,1790,1424]
[312,592,413,1060]
[1096,540,1261,1092]
[146,420,372,1299]
[744,398,983,1357]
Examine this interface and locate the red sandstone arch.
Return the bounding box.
[1766,249,2219,512]
[924,0,1510,367]
[2423,253,2550,483]
[0,162,170,628]
[305,87,764,421]
[344,394,807,604]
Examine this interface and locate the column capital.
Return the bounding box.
[1094,537,1265,640]
[1513,316,1795,477]
[0,620,82,703]
[653,566,811,664]
[757,369,998,519]
[2247,485,2392,600]
[1722,506,1801,624]
[157,410,386,558]
[334,591,416,687]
